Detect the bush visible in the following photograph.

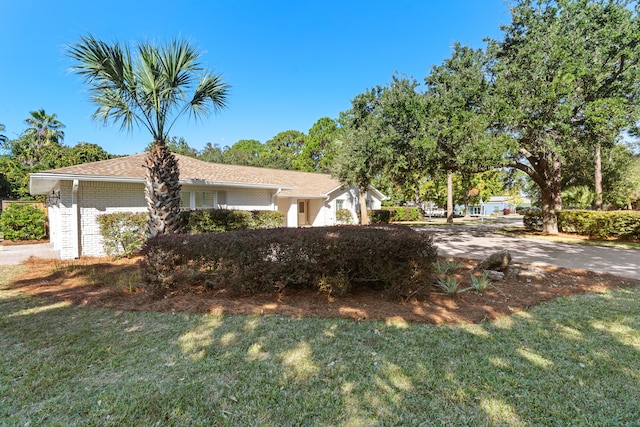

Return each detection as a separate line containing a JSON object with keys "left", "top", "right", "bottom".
{"left": 96, "top": 212, "right": 147, "bottom": 257}
{"left": 368, "top": 209, "right": 391, "bottom": 224}
{"left": 558, "top": 210, "right": 640, "bottom": 240}
{"left": 184, "top": 209, "right": 283, "bottom": 233}
{"left": 141, "top": 225, "right": 437, "bottom": 301}
{"left": 0, "top": 203, "right": 47, "bottom": 241}
{"left": 385, "top": 206, "right": 423, "bottom": 222}
{"left": 524, "top": 209, "right": 640, "bottom": 239}
{"left": 503, "top": 208, "right": 512, "bottom": 215}
{"left": 523, "top": 209, "right": 543, "bottom": 231}
{"left": 251, "top": 210, "right": 284, "bottom": 229}
{"left": 336, "top": 209, "right": 353, "bottom": 224}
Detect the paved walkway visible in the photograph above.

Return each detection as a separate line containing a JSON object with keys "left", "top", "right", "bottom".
{"left": 418, "top": 224, "right": 640, "bottom": 280}
{"left": 0, "top": 242, "right": 57, "bottom": 265}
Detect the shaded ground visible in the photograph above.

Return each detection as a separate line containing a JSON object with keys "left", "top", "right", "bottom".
{"left": 10, "top": 256, "right": 640, "bottom": 324}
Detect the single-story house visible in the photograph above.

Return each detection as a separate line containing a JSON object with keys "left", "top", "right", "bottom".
{"left": 30, "top": 153, "right": 386, "bottom": 260}
{"left": 465, "top": 196, "right": 530, "bottom": 216}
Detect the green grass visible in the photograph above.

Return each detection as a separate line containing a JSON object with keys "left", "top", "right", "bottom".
{"left": 2, "top": 267, "right": 640, "bottom": 425}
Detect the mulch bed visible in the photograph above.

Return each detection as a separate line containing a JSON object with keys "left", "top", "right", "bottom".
{"left": 9, "top": 256, "right": 639, "bottom": 324}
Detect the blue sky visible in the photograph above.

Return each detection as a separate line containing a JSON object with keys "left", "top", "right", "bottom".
{"left": 0, "top": 0, "right": 510, "bottom": 156}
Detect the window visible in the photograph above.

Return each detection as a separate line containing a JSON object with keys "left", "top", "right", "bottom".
{"left": 336, "top": 200, "right": 344, "bottom": 210}
{"left": 195, "top": 191, "right": 215, "bottom": 208}
{"left": 181, "top": 190, "right": 226, "bottom": 209}
{"left": 180, "top": 191, "right": 191, "bottom": 208}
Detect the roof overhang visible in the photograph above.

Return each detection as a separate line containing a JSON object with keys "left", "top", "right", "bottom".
{"left": 29, "top": 173, "right": 296, "bottom": 195}
{"left": 278, "top": 193, "right": 328, "bottom": 199}
{"left": 325, "top": 184, "right": 388, "bottom": 201}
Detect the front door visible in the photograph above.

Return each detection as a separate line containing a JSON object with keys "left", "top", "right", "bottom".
{"left": 298, "top": 200, "right": 308, "bottom": 226}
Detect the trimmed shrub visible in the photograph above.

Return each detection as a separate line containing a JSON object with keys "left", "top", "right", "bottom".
{"left": 503, "top": 208, "right": 512, "bottom": 215}
{"left": 96, "top": 212, "right": 147, "bottom": 257}
{"left": 141, "top": 225, "right": 437, "bottom": 301}
{"left": 184, "top": 209, "right": 283, "bottom": 233}
{"left": 523, "top": 209, "right": 543, "bottom": 231}
{"left": 368, "top": 209, "right": 392, "bottom": 224}
{"left": 558, "top": 210, "right": 640, "bottom": 240}
{"left": 385, "top": 206, "right": 423, "bottom": 222}
{"left": 336, "top": 209, "right": 353, "bottom": 224}
{"left": 524, "top": 209, "right": 640, "bottom": 240}
{"left": 251, "top": 210, "right": 284, "bottom": 229}
{"left": 0, "top": 203, "right": 47, "bottom": 241}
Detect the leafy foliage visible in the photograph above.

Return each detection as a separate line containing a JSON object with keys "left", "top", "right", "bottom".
{"left": 558, "top": 210, "right": 640, "bottom": 240}
{"left": 488, "top": 0, "right": 640, "bottom": 232}
{"left": 368, "top": 209, "right": 391, "bottom": 224}
{"left": 141, "top": 225, "right": 437, "bottom": 300}
{"left": 0, "top": 203, "right": 47, "bottom": 241}
{"left": 184, "top": 209, "right": 283, "bottom": 233}
{"left": 96, "top": 212, "right": 147, "bottom": 257}
{"left": 335, "top": 209, "right": 353, "bottom": 224}
{"left": 67, "top": 35, "right": 230, "bottom": 238}
{"left": 384, "top": 206, "right": 423, "bottom": 222}
{"left": 434, "top": 276, "right": 464, "bottom": 296}
{"left": 470, "top": 273, "right": 491, "bottom": 293}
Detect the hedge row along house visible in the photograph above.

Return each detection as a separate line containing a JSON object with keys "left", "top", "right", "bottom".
{"left": 29, "top": 154, "right": 386, "bottom": 260}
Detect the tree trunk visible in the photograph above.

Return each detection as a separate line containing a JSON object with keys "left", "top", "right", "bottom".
{"left": 541, "top": 152, "right": 562, "bottom": 234}
{"left": 359, "top": 188, "right": 369, "bottom": 225}
{"left": 446, "top": 170, "right": 454, "bottom": 224}
{"left": 144, "top": 143, "right": 184, "bottom": 237}
{"left": 594, "top": 143, "right": 603, "bottom": 210}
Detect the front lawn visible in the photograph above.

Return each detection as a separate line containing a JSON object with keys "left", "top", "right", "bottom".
{"left": 1, "top": 265, "right": 639, "bottom": 425}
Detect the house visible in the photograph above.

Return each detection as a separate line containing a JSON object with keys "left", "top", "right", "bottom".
{"left": 465, "top": 196, "right": 530, "bottom": 216}
{"left": 29, "top": 153, "right": 386, "bottom": 260}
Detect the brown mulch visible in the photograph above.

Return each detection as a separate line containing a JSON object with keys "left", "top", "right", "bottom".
{"left": 9, "top": 256, "right": 640, "bottom": 325}
{"left": 1, "top": 239, "right": 50, "bottom": 246}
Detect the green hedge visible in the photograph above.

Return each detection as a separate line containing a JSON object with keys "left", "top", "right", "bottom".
{"left": 336, "top": 209, "right": 353, "bottom": 224}
{"left": 558, "top": 210, "right": 640, "bottom": 239}
{"left": 184, "top": 209, "right": 284, "bottom": 233}
{"left": 524, "top": 209, "right": 640, "bottom": 239}
{"left": 368, "top": 209, "right": 392, "bottom": 224}
{"left": 384, "top": 206, "right": 423, "bottom": 222}
{"left": 523, "top": 210, "right": 543, "bottom": 231}
{"left": 97, "top": 212, "right": 147, "bottom": 257}
{"left": 0, "top": 203, "right": 47, "bottom": 241}
{"left": 141, "top": 225, "right": 437, "bottom": 301}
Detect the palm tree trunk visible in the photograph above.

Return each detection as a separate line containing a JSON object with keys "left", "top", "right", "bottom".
{"left": 144, "top": 143, "right": 183, "bottom": 237}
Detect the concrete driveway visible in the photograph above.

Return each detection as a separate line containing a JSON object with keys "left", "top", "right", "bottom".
{"left": 418, "top": 224, "right": 640, "bottom": 280}
{"left": 0, "top": 242, "right": 57, "bottom": 265}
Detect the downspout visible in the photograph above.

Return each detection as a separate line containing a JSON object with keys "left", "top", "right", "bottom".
{"left": 71, "top": 179, "right": 80, "bottom": 259}
{"left": 324, "top": 194, "right": 331, "bottom": 226}
{"left": 272, "top": 188, "right": 282, "bottom": 210}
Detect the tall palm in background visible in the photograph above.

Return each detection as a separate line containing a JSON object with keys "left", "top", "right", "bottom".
{"left": 67, "top": 35, "right": 229, "bottom": 237}
{"left": 0, "top": 123, "right": 7, "bottom": 144}
{"left": 23, "top": 109, "right": 66, "bottom": 166}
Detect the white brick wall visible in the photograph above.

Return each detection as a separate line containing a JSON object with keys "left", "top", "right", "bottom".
{"left": 78, "top": 181, "right": 146, "bottom": 257}
{"left": 50, "top": 179, "right": 382, "bottom": 260}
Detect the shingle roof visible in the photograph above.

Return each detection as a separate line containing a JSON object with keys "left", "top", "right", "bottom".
{"left": 36, "top": 153, "right": 344, "bottom": 197}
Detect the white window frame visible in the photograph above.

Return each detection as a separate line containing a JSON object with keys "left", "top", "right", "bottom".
{"left": 180, "top": 190, "right": 227, "bottom": 210}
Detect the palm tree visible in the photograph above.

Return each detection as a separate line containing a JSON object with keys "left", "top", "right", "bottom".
{"left": 0, "top": 123, "right": 7, "bottom": 144}
{"left": 67, "top": 35, "right": 229, "bottom": 237}
{"left": 22, "top": 109, "right": 66, "bottom": 166}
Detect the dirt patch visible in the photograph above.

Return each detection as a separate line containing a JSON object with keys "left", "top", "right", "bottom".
{"left": 10, "top": 256, "right": 640, "bottom": 324}
{"left": 1, "top": 239, "right": 50, "bottom": 246}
